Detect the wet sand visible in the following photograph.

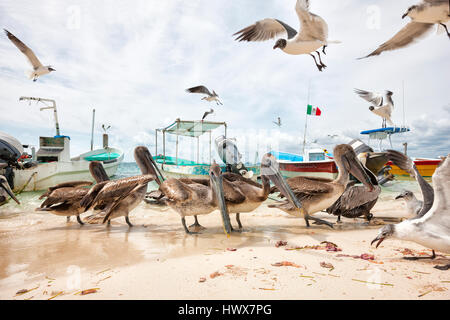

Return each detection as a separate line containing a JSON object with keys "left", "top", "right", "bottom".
{"left": 0, "top": 195, "right": 449, "bottom": 300}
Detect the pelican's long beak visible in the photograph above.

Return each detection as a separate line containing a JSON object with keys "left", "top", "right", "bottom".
{"left": 267, "top": 166, "right": 303, "bottom": 210}
{"left": 210, "top": 172, "right": 232, "bottom": 236}
{"left": 345, "top": 154, "right": 375, "bottom": 192}
{"left": 134, "top": 146, "right": 164, "bottom": 185}
{"left": 0, "top": 180, "right": 20, "bottom": 204}
{"left": 89, "top": 161, "right": 110, "bottom": 183}
{"left": 371, "top": 234, "right": 385, "bottom": 248}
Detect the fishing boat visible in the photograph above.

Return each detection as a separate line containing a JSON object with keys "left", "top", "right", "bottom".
{"left": 0, "top": 97, "right": 123, "bottom": 191}
{"left": 8, "top": 135, "right": 123, "bottom": 192}
{"left": 360, "top": 127, "right": 441, "bottom": 178}
{"left": 270, "top": 149, "right": 338, "bottom": 179}
{"left": 154, "top": 119, "right": 259, "bottom": 179}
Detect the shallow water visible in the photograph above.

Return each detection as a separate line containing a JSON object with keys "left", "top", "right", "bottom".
{"left": 0, "top": 162, "right": 425, "bottom": 217}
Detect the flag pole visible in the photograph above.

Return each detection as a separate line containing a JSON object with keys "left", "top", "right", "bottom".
{"left": 302, "top": 80, "right": 311, "bottom": 156}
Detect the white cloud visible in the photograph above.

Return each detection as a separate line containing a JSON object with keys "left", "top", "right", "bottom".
{"left": 0, "top": 0, "right": 448, "bottom": 162}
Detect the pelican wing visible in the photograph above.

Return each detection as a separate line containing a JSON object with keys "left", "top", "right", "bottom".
{"left": 327, "top": 185, "right": 380, "bottom": 213}
{"left": 102, "top": 183, "right": 147, "bottom": 223}
{"left": 186, "top": 86, "right": 212, "bottom": 96}
{"left": 4, "top": 29, "right": 43, "bottom": 68}
{"left": 223, "top": 172, "right": 263, "bottom": 188}
{"left": 81, "top": 176, "right": 153, "bottom": 210}
{"left": 360, "top": 22, "right": 435, "bottom": 58}
{"left": 285, "top": 176, "right": 334, "bottom": 202}
{"left": 354, "top": 88, "right": 384, "bottom": 107}
{"left": 40, "top": 188, "right": 88, "bottom": 208}
{"left": 422, "top": 155, "right": 450, "bottom": 227}
{"left": 386, "top": 150, "right": 434, "bottom": 217}
{"left": 233, "top": 18, "right": 297, "bottom": 42}
{"left": 39, "top": 181, "right": 93, "bottom": 199}
{"left": 295, "top": 0, "right": 328, "bottom": 41}
{"left": 160, "top": 179, "right": 194, "bottom": 202}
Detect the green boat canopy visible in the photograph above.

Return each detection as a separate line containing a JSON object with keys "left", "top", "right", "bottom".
{"left": 84, "top": 152, "right": 121, "bottom": 161}
{"left": 159, "top": 120, "right": 226, "bottom": 137}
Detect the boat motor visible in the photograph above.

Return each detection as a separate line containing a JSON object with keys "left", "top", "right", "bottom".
{"left": 215, "top": 135, "right": 253, "bottom": 179}
{"left": 0, "top": 131, "right": 23, "bottom": 167}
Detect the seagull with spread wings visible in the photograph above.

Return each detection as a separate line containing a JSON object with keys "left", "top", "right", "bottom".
{"left": 186, "top": 86, "right": 223, "bottom": 105}
{"left": 233, "top": 0, "right": 340, "bottom": 72}
{"left": 360, "top": 0, "right": 450, "bottom": 58}
{"left": 202, "top": 108, "right": 214, "bottom": 120}
{"left": 4, "top": 29, "right": 55, "bottom": 81}
{"left": 354, "top": 88, "right": 395, "bottom": 128}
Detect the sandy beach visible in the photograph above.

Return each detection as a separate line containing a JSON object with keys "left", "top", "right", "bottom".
{"left": 0, "top": 191, "right": 449, "bottom": 301}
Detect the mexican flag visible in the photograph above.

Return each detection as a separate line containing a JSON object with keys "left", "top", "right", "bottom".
{"left": 307, "top": 104, "right": 321, "bottom": 116}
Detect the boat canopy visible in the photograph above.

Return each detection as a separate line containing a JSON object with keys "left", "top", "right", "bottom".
{"left": 155, "top": 119, "right": 228, "bottom": 165}
{"left": 159, "top": 119, "right": 227, "bottom": 137}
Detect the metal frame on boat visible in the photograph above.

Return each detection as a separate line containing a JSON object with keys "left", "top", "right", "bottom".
{"left": 154, "top": 119, "right": 259, "bottom": 178}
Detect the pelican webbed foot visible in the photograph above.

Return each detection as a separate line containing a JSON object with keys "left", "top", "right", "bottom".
{"left": 76, "top": 215, "right": 84, "bottom": 225}
{"left": 189, "top": 215, "right": 206, "bottom": 230}
{"left": 308, "top": 215, "right": 334, "bottom": 229}
{"left": 336, "top": 216, "right": 343, "bottom": 224}
{"left": 403, "top": 250, "right": 436, "bottom": 261}
{"left": 182, "top": 217, "right": 200, "bottom": 235}
{"left": 66, "top": 216, "right": 71, "bottom": 222}
{"left": 434, "top": 264, "right": 450, "bottom": 271}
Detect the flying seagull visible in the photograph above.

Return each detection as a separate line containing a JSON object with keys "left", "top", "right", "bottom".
{"left": 4, "top": 29, "right": 55, "bottom": 81}
{"left": 186, "top": 86, "right": 223, "bottom": 105}
{"left": 273, "top": 117, "right": 282, "bottom": 127}
{"left": 371, "top": 153, "right": 450, "bottom": 270}
{"left": 360, "top": 0, "right": 450, "bottom": 58}
{"left": 233, "top": 0, "right": 341, "bottom": 72}
{"left": 354, "top": 88, "right": 395, "bottom": 128}
{"left": 202, "top": 108, "right": 214, "bottom": 120}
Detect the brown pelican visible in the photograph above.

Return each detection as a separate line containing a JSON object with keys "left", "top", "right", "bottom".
{"left": 146, "top": 153, "right": 311, "bottom": 231}
{"left": 326, "top": 168, "right": 380, "bottom": 223}
{"left": 219, "top": 153, "right": 323, "bottom": 230}
{"left": 149, "top": 161, "right": 229, "bottom": 234}
{"left": 371, "top": 154, "right": 450, "bottom": 271}
{"left": 269, "top": 144, "right": 375, "bottom": 227}
{"left": 36, "top": 161, "right": 109, "bottom": 225}
{"left": 0, "top": 174, "right": 20, "bottom": 205}
{"left": 80, "top": 146, "right": 158, "bottom": 227}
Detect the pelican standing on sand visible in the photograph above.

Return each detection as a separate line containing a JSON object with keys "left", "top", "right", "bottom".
{"left": 4, "top": 29, "right": 56, "bottom": 81}
{"left": 269, "top": 144, "right": 375, "bottom": 228}
{"left": 80, "top": 146, "right": 157, "bottom": 227}
{"left": 37, "top": 161, "right": 110, "bottom": 224}
{"left": 233, "top": 0, "right": 340, "bottom": 72}
{"left": 371, "top": 154, "right": 450, "bottom": 270}
{"left": 155, "top": 162, "right": 231, "bottom": 235}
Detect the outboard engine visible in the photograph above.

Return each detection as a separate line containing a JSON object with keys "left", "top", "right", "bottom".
{"left": 0, "top": 131, "right": 23, "bottom": 167}
{"left": 215, "top": 135, "right": 253, "bottom": 179}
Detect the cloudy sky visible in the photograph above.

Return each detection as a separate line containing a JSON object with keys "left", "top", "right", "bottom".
{"left": 0, "top": 0, "right": 449, "bottom": 163}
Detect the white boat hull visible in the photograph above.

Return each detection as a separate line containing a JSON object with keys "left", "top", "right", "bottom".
{"left": 11, "top": 148, "right": 124, "bottom": 192}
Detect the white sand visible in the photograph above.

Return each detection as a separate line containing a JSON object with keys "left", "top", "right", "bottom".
{"left": 0, "top": 197, "right": 449, "bottom": 300}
